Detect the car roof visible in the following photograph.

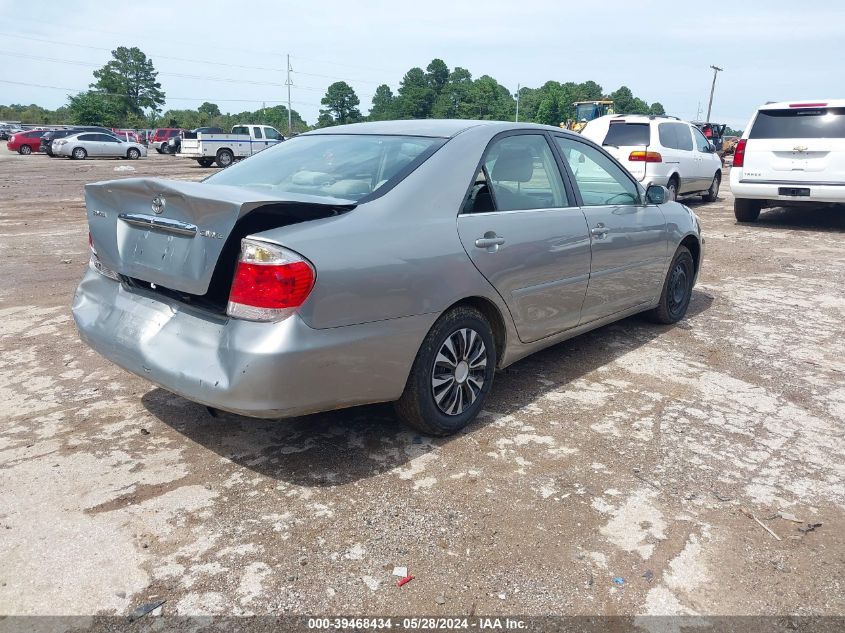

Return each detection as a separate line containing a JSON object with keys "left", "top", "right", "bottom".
{"left": 758, "top": 99, "right": 845, "bottom": 110}
{"left": 304, "top": 119, "right": 571, "bottom": 139}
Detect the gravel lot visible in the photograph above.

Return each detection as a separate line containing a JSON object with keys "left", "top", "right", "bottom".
{"left": 0, "top": 148, "right": 843, "bottom": 623}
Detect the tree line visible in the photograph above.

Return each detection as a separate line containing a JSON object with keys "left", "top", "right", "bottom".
{"left": 3, "top": 48, "right": 672, "bottom": 132}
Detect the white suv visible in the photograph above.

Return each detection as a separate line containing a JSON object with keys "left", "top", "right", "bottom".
{"left": 730, "top": 100, "right": 845, "bottom": 222}
{"left": 582, "top": 114, "right": 723, "bottom": 202}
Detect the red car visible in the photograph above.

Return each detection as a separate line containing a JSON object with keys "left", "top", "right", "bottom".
{"left": 149, "top": 128, "right": 183, "bottom": 153}
{"left": 7, "top": 130, "right": 46, "bottom": 155}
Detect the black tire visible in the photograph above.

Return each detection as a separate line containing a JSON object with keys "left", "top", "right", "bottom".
{"left": 127, "top": 148, "right": 140, "bottom": 160}
{"left": 216, "top": 148, "right": 234, "bottom": 168}
{"left": 734, "top": 198, "right": 762, "bottom": 222}
{"left": 666, "top": 176, "right": 679, "bottom": 201}
{"left": 702, "top": 172, "right": 721, "bottom": 202}
{"left": 19, "top": 145, "right": 32, "bottom": 155}
{"left": 71, "top": 147, "right": 87, "bottom": 160}
{"left": 155, "top": 147, "right": 163, "bottom": 154}
{"left": 197, "top": 158, "right": 214, "bottom": 167}
{"left": 647, "top": 245, "right": 695, "bottom": 325}
{"left": 394, "top": 306, "right": 496, "bottom": 436}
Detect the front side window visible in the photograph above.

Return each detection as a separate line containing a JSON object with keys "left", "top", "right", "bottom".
{"left": 264, "top": 127, "right": 280, "bottom": 140}
{"left": 555, "top": 137, "right": 640, "bottom": 206}
{"left": 206, "top": 134, "right": 443, "bottom": 202}
{"left": 475, "top": 134, "right": 567, "bottom": 212}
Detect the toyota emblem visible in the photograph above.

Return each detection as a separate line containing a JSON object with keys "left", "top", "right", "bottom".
{"left": 151, "top": 194, "right": 166, "bottom": 214}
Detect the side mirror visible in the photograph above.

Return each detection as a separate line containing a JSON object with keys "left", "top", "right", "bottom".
{"left": 646, "top": 184, "right": 669, "bottom": 205}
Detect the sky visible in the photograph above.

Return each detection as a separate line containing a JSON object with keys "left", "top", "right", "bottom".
{"left": 1, "top": 0, "right": 844, "bottom": 129}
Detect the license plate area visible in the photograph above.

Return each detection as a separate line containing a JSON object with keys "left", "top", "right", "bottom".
{"left": 778, "top": 187, "right": 810, "bottom": 197}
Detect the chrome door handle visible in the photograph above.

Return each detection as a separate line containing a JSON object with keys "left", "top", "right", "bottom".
{"left": 590, "top": 224, "right": 609, "bottom": 238}
{"left": 475, "top": 232, "right": 505, "bottom": 252}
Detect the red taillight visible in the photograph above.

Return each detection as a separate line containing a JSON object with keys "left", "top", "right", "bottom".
{"left": 733, "top": 139, "right": 747, "bottom": 168}
{"left": 628, "top": 150, "right": 662, "bottom": 163}
{"left": 227, "top": 239, "right": 315, "bottom": 321}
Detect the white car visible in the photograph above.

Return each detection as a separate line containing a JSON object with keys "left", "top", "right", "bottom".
{"left": 582, "top": 115, "right": 723, "bottom": 202}
{"left": 730, "top": 100, "right": 845, "bottom": 222}
{"left": 53, "top": 132, "right": 147, "bottom": 160}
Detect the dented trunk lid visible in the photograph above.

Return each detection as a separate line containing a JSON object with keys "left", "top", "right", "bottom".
{"left": 85, "top": 178, "right": 355, "bottom": 295}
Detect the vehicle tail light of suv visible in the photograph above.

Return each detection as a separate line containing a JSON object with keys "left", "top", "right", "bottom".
{"left": 227, "top": 239, "right": 315, "bottom": 322}
{"left": 733, "top": 139, "right": 747, "bottom": 168}
{"left": 88, "top": 233, "right": 120, "bottom": 281}
{"left": 628, "top": 150, "right": 663, "bottom": 163}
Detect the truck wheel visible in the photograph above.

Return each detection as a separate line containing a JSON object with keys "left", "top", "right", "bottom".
{"left": 19, "top": 145, "right": 32, "bottom": 155}
{"left": 155, "top": 147, "right": 162, "bottom": 154}
{"left": 216, "top": 149, "right": 234, "bottom": 168}
{"left": 197, "top": 158, "right": 214, "bottom": 168}
{"left": 734, "top": 198, "right": 762, "bottom": 222}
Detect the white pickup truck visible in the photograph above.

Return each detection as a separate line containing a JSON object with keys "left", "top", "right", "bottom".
{"left": 179, "top": 124, "right": 285, "bottom": 167}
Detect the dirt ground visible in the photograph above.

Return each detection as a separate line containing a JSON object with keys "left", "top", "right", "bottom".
{"left": 0, "top": 147, "right": 843, "bottom": 625}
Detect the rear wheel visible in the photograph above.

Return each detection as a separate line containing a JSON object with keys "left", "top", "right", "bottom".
{"left": 19, "top": 145, "right": 32, "bottom": 155}
{"left": 702, "top": 172, "right": 721, "bottom": 202}
{"left": 216, "top": 148, "right": 234, "bottom": 168}
{"left": 666, "top": 176, "right": 679, "bottom": 201}
{"left": 394, "top": 306, "right": 496, "bottom": 436}
{"left": 197, "top": 157, "right": 214, "bottom": 167}
{"left": 127, "top": 148, "right": 140, "bottom": 160}
{"left": 647, "top": 245, "right": 695, "bottom": 324}
{"left": 72, "top": 147, "right": 87, "bottom": 160}
{"left": 734, "top": 198, "right": 762, "bottom": 222}
{"left": 155, "top": 147, "right": 162, "bottom": 154}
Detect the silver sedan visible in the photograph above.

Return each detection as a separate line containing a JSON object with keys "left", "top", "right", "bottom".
{"left": 73, "top": 120, "right": 703, "bottom": 435}
{"left": 53, "top": 132, "right": 147, "bottom": 160}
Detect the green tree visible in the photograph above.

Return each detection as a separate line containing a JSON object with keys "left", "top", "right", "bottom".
{"left": 610, "top": 86, "right": 650, "bottom": 115}
{"left": 649, "top": 102, "right": 666, "bottom": 115}
{"left": 319, "top": 81, "right": 361, "bottom": 126}
{"left": 91, "top": 46, "right": 165, "bottom": 119}
{"left": 432, "top": 67, "right": 473, "bottom": 118}
{"left": 198, "top": 101, "right": 221, "bottom": 117}
{"left": 67, "top": 91, "right": 122, "bottom": 126}
{"left": 396, "top": 67, "right": 435, "bottom": 119}
{"left": 368, "top": 84, "right": 396, "bottom": 121}
{"left": 425, "top": 58, "right": 449, "bottom": 94}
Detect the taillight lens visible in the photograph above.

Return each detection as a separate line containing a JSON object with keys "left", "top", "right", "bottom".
{"left": 88, "top": 232, "right": 119, "bottom": 281}
{"left": 227, "top": 239, "right": 315, "bottom": 322}
{"left": 733, "top": 139, "right": 747, "bottom": 168}
{"left": 628, "top": 151, "right": 663, "bottom": 163}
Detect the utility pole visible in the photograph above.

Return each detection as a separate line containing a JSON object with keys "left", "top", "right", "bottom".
{"left": 706, "top": 65, "right": 723, "bottom": 123}
{"left": 285, "top": 53, "right": 293, "bottom": 135}
{"left": 515, "top": 83, "right": 520, "bottom": 122}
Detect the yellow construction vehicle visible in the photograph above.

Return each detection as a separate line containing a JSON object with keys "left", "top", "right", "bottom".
{"left": 562, "top": 100, "right": 615, "bottom": 132}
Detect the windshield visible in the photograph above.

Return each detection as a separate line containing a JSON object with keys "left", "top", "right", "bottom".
{"left": 603, "top": 122, "right": 650, "bottom": 146}
{"left": 576, "top": 104, "right": 599, "bottom": 122}
{"left": 205, "top": 134, "right": 444, "bottom": 201}
{"left": 750, "top": 107, "right": 845, "bottom": 139}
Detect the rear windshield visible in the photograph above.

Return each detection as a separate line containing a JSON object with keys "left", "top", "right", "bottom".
{"left": 750, "top": 108, "right": 845, "bottom": 139}
{"left": 205, "top": 134, "right": 444, "bottom": 202}
{"left": 603, "top": 122, "right": 649, "bottom": 146}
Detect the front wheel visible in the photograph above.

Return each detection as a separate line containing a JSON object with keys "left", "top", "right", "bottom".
{"left": 734, "top": 198, "right": 762, "bottom": 222}
{"left": 647, "top": 246, "right": 695, "bottom": 324}
{"left": 702, "top": 172, "right": 721, "bottom": 202}
{"left": 71, "top": 147, "right": 87, "bottom": 160}
{"left": 394, "top": 306, "right": 496, "bottom": 436}
{"left": 127, "top": 148, "right": 140, "bottom": 160}
{"left": 19, "top": 145, "right": 32, "bottom": 155}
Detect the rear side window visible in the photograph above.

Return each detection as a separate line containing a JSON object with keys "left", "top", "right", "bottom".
{"left": 603, "top": 122, "right": 650, "bottom": 146}
{"left": 253, "top": 126, "right": 263, "bottom": 139}
{"left": 232, "top": 126, "right": 248, "bottom": 135}
{"left": 658, "top": 123, "right": 694, "bottom": 150}
{"left": 749, "top": 108, "right": 845, "bottom": 139}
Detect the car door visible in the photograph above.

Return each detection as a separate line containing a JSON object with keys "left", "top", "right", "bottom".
{"left": 691, "top": 125, "right": 718, "bottom": 189}
{"left": 99, "top": 134, "right": 122, "bottom": 157}
{"left": 553, "top": 136, "right": 668, "bottom": 323}
{"left": 456, "top": 133, "right": 592, "bottom": 343}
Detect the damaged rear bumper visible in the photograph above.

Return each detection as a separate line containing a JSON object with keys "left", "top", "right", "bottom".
{"left": 72, "top": 269, "right": 434, "bottom": 419}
